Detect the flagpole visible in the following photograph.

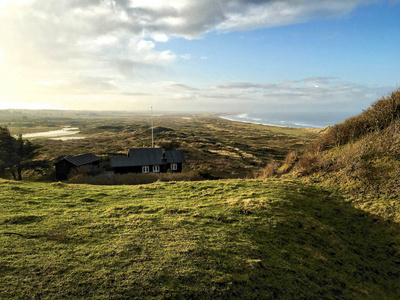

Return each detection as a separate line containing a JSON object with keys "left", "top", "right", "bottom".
{"left": 151, "top": 106, "right": 154, "bottom": 148}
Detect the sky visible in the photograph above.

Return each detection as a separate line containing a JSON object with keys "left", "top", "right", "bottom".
{"left": 0, "top": 0, "right": 399, "bottom": 116}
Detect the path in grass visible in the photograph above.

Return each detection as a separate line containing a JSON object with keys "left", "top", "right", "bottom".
{"left": 0, "top": 179, "right": 399, "bottom": 299}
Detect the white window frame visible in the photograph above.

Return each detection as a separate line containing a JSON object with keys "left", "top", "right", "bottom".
{"left": 171, "top": 163, "right": 178, "bottom": 171}
{"left": 142, "top": 166, "right": 150, "bottom": 173}
{"left": 153, "top": 165, "right": 160, "bottom": 173}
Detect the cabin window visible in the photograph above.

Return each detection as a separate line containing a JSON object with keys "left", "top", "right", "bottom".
{"left": 171, "top": 163, "right": 177, "bottom": 171}
{"left": 153, "top": 165, "right": 160, "bottom": 173}
{"left": 142, "top": 166, "right": 150, "bottom": 173}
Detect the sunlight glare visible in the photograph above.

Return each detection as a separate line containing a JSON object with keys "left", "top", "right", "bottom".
{"left": 0, "top": 0, "right": 30, "bottom": 8}
{"left": 0, "top": 100, "right": 59, "bottom": 110}
{"left": 0, "top": 0, "right": 10, "bottom": 9}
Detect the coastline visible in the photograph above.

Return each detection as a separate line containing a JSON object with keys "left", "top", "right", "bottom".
{"left": 219, "top": 113, "right": 324, "bottom": 129}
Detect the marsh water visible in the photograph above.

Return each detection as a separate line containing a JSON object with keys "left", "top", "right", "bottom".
{"left": 22, "top": 127, "right": 86, "bottom": 140}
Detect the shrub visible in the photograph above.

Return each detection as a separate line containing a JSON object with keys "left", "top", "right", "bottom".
{"left": 294, "top": 152, "right": 321, "bottom": 176}
{"left": 278, "top": 151, "right": 299, "bottom": 174}
{"left": 257, "top": 160, "right": 280, "bottom": 178}
{"left": 255, "top": 152, "right": 299, "bottom": 179}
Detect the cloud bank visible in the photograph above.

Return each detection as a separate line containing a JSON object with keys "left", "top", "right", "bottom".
{"left": 141, "top": 77, "right": 391, "bottom": 114}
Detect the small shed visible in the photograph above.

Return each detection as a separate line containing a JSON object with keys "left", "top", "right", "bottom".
{"left": 54, "top": 153, "right": 100, "bottom": 180}
{"left": 111, "top": 148, "right": 185, "bottom": 174}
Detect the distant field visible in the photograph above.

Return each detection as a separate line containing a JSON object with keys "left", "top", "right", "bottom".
{"left": 1, "top": 111, "right": 319, "bottom": 179}
{"left": 1, "top": 178, "right": 399, "bottom": 299}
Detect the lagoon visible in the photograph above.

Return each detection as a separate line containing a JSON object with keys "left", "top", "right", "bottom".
{"left": 22, "top": 127, "right": 86, "bottom": 140}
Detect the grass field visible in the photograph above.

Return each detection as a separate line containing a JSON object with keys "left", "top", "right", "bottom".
{"left": 1, "top": 178, "right": 399, "bottom": 299}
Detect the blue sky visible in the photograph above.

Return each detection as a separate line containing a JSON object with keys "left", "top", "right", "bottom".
{"left": 159, "top": 3, "right": 399, "bottom": 85}
{"left": 0, "top": 0, "right": 399, "bottom": 117}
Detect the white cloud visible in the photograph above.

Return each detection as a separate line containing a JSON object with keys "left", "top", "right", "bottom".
{"left": 113, "top": 78, "right": 391, "bottom": 114}
{"left": 95, "top": 35, "right": 119, "bottom": 46}
{"left": 180, "top": 54, "right": 196, "bottom": 60}
{"left": 34, "top": 80, "right": 69, "bottom": 87}
{"left": 137, "top": 40, "right": 156, "bottom": 52}
{"left": 216, "top": 0, "right": 377, "bottom": 31}
{"left": 116, "top": 0, "right": 380, "bottom": 37}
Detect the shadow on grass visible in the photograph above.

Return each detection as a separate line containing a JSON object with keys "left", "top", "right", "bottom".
{"left": 101, "top": 183, "right": 400, "bottom": 299}
{"left": 219, "top": 183, "right": 400, "bottom": 299}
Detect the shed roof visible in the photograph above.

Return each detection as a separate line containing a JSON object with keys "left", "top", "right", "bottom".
{"left": 56, "top": 153, "right": 100, "bottom": 167}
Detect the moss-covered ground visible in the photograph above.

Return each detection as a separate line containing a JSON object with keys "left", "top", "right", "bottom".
{"left": 1, "top": 178, "right": 399, "bottom": 299}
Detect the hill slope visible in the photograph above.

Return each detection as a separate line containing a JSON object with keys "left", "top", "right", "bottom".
{"left": 1, "top": 178, "right": 399, "bottom": 299}
{"left": 267, "top": 89, "right": 400, "bottom": 222}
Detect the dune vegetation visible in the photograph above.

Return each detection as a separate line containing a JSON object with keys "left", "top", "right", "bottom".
{"left": 263, "top": 89, "right": 400, "bottom": 222}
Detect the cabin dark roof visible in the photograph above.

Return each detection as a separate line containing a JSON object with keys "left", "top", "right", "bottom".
{"left": 55, "top": 153, "right": 100, "bottom": 167}
{"left": 165, "top": 150, "right": 186, "bottom": 163}
{"left": 112, "top": 148, "right": 163, "bottom": 168}
{"left": 111, "top": 148, "right": 185, "bottom": 168}
{"left": 128, "top": 148, "right": 163, "bottom": 161}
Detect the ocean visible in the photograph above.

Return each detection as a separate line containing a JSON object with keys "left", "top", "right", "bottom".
{"left": 220, "top": 111, "right": 354, "bottom": 129}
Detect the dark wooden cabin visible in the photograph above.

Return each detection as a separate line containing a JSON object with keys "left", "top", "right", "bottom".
{"left": 110, "top": 148, "right": 185, "bottom": 174}
{"left": 54, "top": 153, "right": 100, "bottom": 180}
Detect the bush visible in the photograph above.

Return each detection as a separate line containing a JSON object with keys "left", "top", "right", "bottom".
{"left": 294, "top": 152, "right": 321, "bottom": 176}
{"left": 278, "top": 151, "right": 299, "bottom": 173}
{"left": 257, "top": 160, "right": 280, "bottom": 178}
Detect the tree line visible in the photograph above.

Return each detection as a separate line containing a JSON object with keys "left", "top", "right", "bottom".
{"left": 0, "top": 126, "right": 48, "bottom": 180}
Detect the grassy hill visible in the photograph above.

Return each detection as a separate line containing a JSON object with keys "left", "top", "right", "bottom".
{"left": 1, "top": 178, "right": 399, "bottom": 299}
{"left": 263, "top": 89, "right": 400, "bottom": 222}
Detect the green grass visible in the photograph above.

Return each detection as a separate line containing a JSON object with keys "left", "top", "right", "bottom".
{"left": 1, "top": 178, "right": 399, "bottom": 299}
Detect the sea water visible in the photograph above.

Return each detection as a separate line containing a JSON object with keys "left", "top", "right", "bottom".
{"left": 220, "top": 111, "right": 354, "bottom": 129}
